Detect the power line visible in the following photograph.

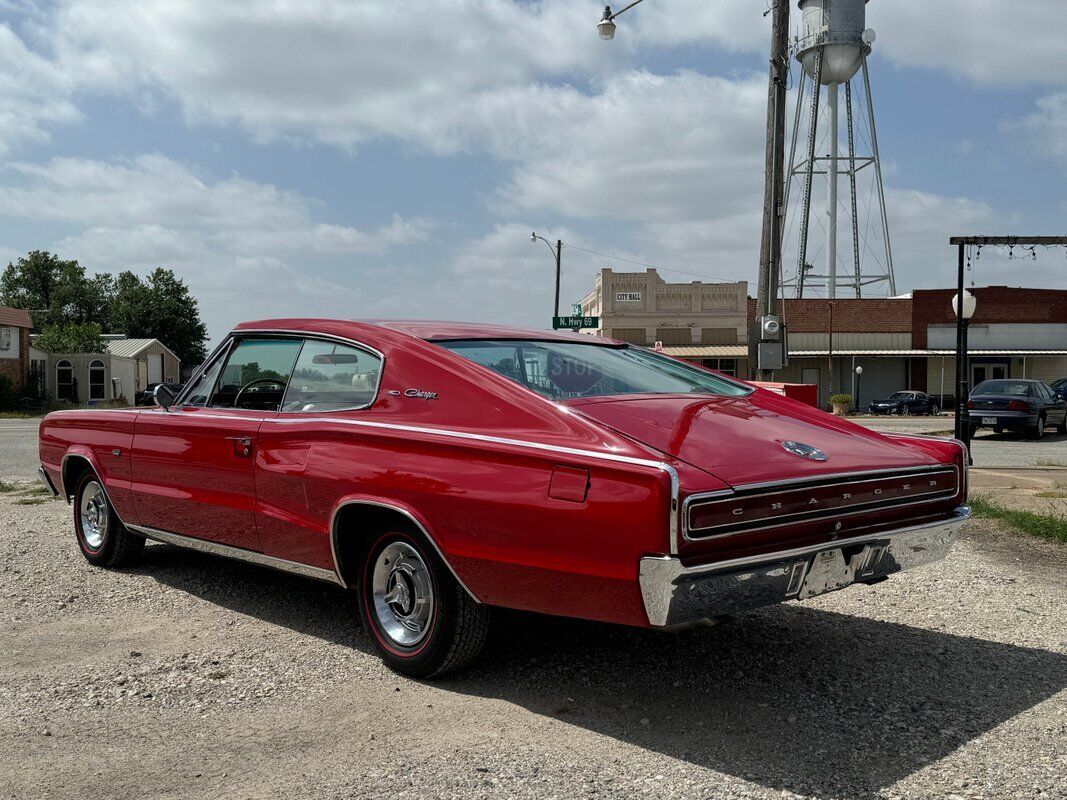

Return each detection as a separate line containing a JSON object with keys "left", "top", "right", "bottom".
{"left": 561, "top": 244, "right": 735, "bottom": 283}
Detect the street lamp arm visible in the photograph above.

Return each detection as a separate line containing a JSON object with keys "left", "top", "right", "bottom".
{"left": 606, "top": 0, "right": 646, "bottom": 21}
{"left": 531, "top": 233, "right": 557, "bottom": 259}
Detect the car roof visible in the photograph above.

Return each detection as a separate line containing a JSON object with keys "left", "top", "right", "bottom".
{"left": 234, "top": 318, "right": 623, "bottom": 346}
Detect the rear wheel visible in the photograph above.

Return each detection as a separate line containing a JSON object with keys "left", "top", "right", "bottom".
{"left": 73, "top": 471, "right": 144, "bottom": 567}
{"left": 929, "top": 404, "right": 940, "bottom": 417}
{"left": 358, "top": 528, "right": 488, "bottom": 678}
{"left": 1029, "top": 414, "right": 1047, "bottom": 439}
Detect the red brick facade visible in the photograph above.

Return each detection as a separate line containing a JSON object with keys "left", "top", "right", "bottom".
{"left": 0, "top": 326, "right": 30, "bottom": 390}
{"left": 911, "top": 287, "right": 1067, "bottom": 348}
{"left": 747, "top": 297, "right": 912, "bottom": 333}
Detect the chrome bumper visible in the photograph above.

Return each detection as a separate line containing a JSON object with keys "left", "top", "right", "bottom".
{"left": 639, "top": 506, "right": 970, "bottom": 627}
{"left": 37, "top": 466, "right": 59, "bottom": 497}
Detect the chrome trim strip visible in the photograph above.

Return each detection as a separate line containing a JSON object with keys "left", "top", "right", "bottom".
{"left": 640, "top": 506, "right": 970, "bottom": 627}
{"left": 328, "top": 499, "right": 480, "bottom": 601}
{"left": 128, "top": 523, "right": 342, "bottom": 585}
{"left": 37, "top": 466, "right": 59, "bottom": 497}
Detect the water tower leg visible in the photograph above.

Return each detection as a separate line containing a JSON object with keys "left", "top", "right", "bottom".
{"left": 796, "top": 50, "right": 823, "bottom": 299}
{"left": 862, "top": 53, "right": 897, "bottom": 295}
{"left": 781, "top": 69, "right": 806, "bottom": 247}
{"left": 845, "top": 80, "right": 862, "bottom": 298}
{"left": 826, "top": 81, "right": 839, "bottom": 300}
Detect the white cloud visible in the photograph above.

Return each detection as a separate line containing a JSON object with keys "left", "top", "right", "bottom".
{"left": 0, "top": 154, "right": 433, "bottom": 337}
{"left": 1006, "top": 92, "right": 1067, "bottom": 170}
{"left": 0, "top": 23, "right": 80, "bottom": 155}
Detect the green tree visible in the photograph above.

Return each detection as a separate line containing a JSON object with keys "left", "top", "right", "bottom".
{"left": 109, "top": 268, "right": 208, "bottom": 364}
{"left": 34, "top": 322, "right": 107, "bottom": 354}
{"left": 0, "top": 251, "right": 110, "bottom": 329}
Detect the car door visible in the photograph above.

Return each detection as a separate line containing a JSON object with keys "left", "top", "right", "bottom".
{"left": 130, "top": 335, "right": 303, "bottom": 551}
{"left": 1039, "top": 382, "right": 1066, "bottom": 425}
{"left": 254, "top": 336, "right": 385, "bottom": 570}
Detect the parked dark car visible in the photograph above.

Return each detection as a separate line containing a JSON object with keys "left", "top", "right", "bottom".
{"left": 868, "top": 391, "right": 940, "bottom": 416}
{"left": 136, "top": 382, "right": 184, "bottom": 407}
{"left": 1050, "top": 378, "right": 1067, "bottom": 401}
{"left": 967, "top": 379, "right": 1067, "bottom": 439}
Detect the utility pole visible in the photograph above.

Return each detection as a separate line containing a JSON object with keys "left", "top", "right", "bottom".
{"left": 554, "top": 239, "right": 562, "bottom": 319}
{"left": 755, "top": 0, "right": 790, "bottom": 379}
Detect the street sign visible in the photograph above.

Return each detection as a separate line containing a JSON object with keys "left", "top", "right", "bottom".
{"left": 552, "top": 316, "right": 599, "bottom": 331}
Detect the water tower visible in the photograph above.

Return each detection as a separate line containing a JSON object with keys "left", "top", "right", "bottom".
{"left": 783, "top": 0, "right": 896, "bottom": 298}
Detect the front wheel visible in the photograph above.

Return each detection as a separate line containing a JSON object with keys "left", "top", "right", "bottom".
{"left": 358, "top": 529, "right": 488, "bottom": 678}
{"left": 73, "top": 471, "right": 144, "bottom": 567}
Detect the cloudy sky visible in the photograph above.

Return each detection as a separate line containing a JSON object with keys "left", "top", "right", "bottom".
{"left": 1, "top": 0, "right": 1065, "bottom": 342}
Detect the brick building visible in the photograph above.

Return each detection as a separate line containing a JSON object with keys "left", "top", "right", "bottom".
{"left": 0, "top": 305, "right": 32, "bottom": 391}
{"left": 579, "top": 270, "right": 1067, "bottom": 408}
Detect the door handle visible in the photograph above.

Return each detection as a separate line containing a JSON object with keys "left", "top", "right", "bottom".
{"left": 225, "top": 435, "right": 253, "bottom": 458}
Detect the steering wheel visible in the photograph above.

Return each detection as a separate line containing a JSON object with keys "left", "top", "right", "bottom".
{"left": 233, "top": 377, "right": 287, "bottom": 408}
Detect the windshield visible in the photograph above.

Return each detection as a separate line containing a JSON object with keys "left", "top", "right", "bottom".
{"left": 973, "top": 380, "right": 1030, "bottom": 396}
{"left": 437, "top": 340, "right": 752, "bottom": 400}
{"left": 889, "top": 392, "right": 910, "bottom": 399}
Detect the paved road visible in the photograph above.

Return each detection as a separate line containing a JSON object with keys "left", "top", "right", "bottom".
{"left": 853, "top": 415, "right": 1067, "bottom": 468}
{"left": 0, "top": 419, "right": 40, "bottom": 482}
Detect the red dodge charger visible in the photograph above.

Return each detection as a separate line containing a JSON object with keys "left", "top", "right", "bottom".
{"left": 39, "top": 319, "right": 969, "bottom": 677}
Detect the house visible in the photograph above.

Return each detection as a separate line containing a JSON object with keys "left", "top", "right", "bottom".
{"left": 37, "top": 337, "right": 182, "bottom": 405}
{"left": 0, "top": 305, "right": 32, "bottom": 391}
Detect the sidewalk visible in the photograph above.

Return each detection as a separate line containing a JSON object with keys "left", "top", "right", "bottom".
{"left": 969, "top": 467, "right": 1067, "bottom": 516}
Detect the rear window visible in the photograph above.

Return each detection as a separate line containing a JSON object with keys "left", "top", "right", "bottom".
{"left": 437, "top": 340, "right": 752, "bottom": 400}
{"left": 972, "top": 380, "right": 1030, "bottom": 396}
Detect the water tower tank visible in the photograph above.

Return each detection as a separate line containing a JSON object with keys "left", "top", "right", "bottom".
{"left": 796, "top": 0, "right": 870, "bottom": 84}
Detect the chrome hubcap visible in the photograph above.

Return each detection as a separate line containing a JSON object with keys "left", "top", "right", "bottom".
{"left": 371, "top": 541, "right": 434, "bottom": 647}
{"left": 80, "top": 481, "right": 108, "bottom": 549}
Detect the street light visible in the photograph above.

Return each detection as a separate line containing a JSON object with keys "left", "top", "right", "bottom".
{"left": 531, "top": 232, "right": 563, "bottom": 318}
{"left": 952, "top": 289, "right": 977, "bottom": 459}
{"left": 854, "top": 365, "right": 863, "bottom": 412}
{"left": 596, "top": 2, "right": 645, "bottom": 40}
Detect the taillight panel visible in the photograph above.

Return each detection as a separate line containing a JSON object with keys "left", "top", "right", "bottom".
{"left": 685, "top": 466, "right": 959, "bottom": 540}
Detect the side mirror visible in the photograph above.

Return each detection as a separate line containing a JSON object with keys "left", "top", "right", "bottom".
{"left": 153, "top": 383, "right": 176, "bottom": 411}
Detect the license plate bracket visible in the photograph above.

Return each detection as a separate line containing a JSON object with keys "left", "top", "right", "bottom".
{"left": 799, "top": 548, "right": 853, "bottom": 599}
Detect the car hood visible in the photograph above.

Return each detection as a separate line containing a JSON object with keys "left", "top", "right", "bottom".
{"left": 565, "top": 391, "right": 939, "bottom": 486}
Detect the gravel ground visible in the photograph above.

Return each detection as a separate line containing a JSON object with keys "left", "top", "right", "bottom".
{"left": 1, "top": 487, "right": 1064, "bottom": 799}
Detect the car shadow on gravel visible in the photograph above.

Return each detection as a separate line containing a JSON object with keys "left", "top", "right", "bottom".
{"left": 139, "top": 543, "right": 1067, "bottom": 798}
{"left": 452, "top": 607, "right": 1067, "bottom": 798}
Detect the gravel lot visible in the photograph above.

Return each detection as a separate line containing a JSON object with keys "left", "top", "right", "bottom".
{"left": 1, "top": 487, "right": 1065, "bottom": 799}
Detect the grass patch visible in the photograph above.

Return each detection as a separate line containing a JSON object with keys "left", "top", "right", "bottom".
{"left": 0, "top": 480, "right": 16, "bottom": 493}
{"left": 970, "top": 495, "right": 1067, "bottom": 543}
{"left": 1034, "top": 491, "right": 1067, "bottom": 499}
{"left": 13, "top": 497, "right": 50, "bottom": 506}
{"left": 1034, "top": 459, "right": 1067, "bottom": 468}
{"left": 14, "top": 485, "right": 50, "bottom": 497}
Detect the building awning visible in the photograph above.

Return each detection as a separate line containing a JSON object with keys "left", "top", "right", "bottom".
{"left": 663, "top": 347, "right": 1067, "bottom": 359}
{"left": 661, "top": 345, "right": 749, "bottom": 358}
{"left": 789, "top": 349, "right": 1067, "bottom": 357}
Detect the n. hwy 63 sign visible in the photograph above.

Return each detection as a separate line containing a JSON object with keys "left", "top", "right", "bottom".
{"left": 552, "top": 316, "right": 599, "bottom": 331}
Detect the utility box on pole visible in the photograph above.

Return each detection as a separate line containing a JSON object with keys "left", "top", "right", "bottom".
{"left": 749, "top": 316, "right": 788, "bottom": 371}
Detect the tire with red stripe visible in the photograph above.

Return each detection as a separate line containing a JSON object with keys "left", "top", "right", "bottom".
{"left": 358, "top": 528, "right": 488, "bottom": 678}
{"left": 73, "top": 471, "right": 144, "bottom": 567}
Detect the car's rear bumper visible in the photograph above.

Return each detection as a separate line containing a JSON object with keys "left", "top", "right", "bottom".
{"left": 638, "top": 507, "right": 969, "bottom": 627}
{"left": 967, "top": 411, "right": 1037, "bottom": 429}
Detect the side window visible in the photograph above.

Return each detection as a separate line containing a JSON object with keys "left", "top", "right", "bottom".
{"left": 210, "top": 338, "right": 302, "bottom": 410}
{"left": 281, "top": 339, "right": 382, "bottom": 412}
{"left": 182, "top": 351, "right": 227, "bottom": 407}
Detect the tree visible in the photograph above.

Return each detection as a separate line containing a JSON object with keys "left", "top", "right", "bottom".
{"left": 34, "top": 323, "right": 107, "bottom": 354}
{"left": 0, "top": 251, "right": 110, "bottom": 329}
{"left": 109, "top": 268, "right": 208, "bottom": 364}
